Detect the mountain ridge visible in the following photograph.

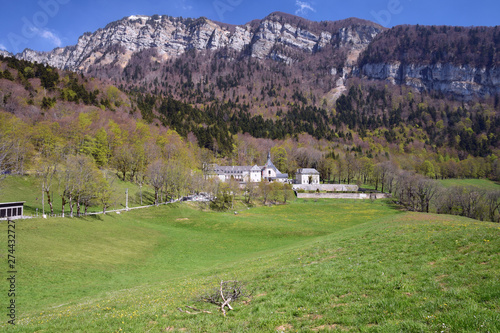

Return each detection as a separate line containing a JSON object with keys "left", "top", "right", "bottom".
{"left": 16, "top": 12, "right": 384, "bottom": 67}
{"left": 12, "top": 12, "right": 500, "bottom": 102}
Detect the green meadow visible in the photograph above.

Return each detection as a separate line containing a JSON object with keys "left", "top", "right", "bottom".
{"left": 0, "top": 174, "right": 154, "bottom": 216}
{"left": 438, "top": 178, "right": 500, "bottom": 190}
{"left": 0, "top": 199, "right": 499, "bottom": 332}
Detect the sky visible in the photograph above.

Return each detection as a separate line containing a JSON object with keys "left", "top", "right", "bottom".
{"left": 0, "top": 0, "right": 499, "bottom": 54}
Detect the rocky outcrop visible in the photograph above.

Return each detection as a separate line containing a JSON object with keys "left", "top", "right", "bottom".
{"left": 0, "top": 50, "right": 13, "bottom": 57}
{"left": 356, "top": 24, "right": 500, "bottom": 99}
{"left": 16, "top": 13, "right": 383, "bottom": 75}
{"left": 360, "top": 62, "right": 500, "bottom": 99}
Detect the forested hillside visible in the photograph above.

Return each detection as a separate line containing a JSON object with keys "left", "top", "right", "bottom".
{"left": 6, "top": 13, "right": 498, "bottom": 174}
{"left": 1, "top": 54, "right": 499, "bottom": 179}
{"left": 1, "top": 50, "right": 500, "bottom": 222}
{"left": 360, "top": 25, "right": 500, "bottom": 67}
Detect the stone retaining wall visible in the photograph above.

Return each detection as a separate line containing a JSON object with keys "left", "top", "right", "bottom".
{"left": 292, "top": 184, "right": 359, "bottom": 192}
{"left": 296, "top": 193, "right": 391, "bottom": 200}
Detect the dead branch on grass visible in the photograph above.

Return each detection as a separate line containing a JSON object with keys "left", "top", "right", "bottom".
{"left": 199, "top": 280, "right": 251, "bottom": 316}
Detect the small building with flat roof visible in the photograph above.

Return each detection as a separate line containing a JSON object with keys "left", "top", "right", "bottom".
{"left": 0, "top": 202, "right": 25, "bottom": 220}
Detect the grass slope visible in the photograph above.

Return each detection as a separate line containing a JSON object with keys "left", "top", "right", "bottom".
{"left": 439, "top": 178, "right": 500, "bottom": 190}
{"left": 1, "top": 200, "right": 499, "bottom": 332}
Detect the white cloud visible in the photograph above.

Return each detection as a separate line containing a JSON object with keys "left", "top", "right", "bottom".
{"left": 0, "top": 43, "right": 6, "bottom": 51}
{"left": 30, "top": 27, "right": 62, "bottom": 48}
{"left": 176, "top": 0, "right": 193, "bottom": 11}
{"left": 295, "top": 0, "right": 316, "bottom": 16}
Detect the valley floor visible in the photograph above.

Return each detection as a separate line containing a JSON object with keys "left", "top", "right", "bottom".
{"left": 0, "top": 199, "right": 499, "bottom": 332}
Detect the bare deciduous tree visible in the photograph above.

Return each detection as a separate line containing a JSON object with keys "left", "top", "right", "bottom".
{"left": 258, "top": 181, "right": 272, "bottom": 205}
{"left": 147, "top": 159, "right": 165, "bottom": 206}
{"left": 62, "top": 155, "right": 102, "bottom": 217}
{"left": 484, "top": 190, "right": 500, "bottom": 222}
{"left": 344, "top": 153, "right": 359, "bottom": 185}
{"left": 59, "top": 167, "right": 75, "bottom": 218}
{"left": 243, "top": 181, "right": 258, "bottom": 205}
{"left": 211, "top": 182, "right": 232, "bottom": 211}
{"left": 37, "top": 154, "right": 60, "bottom": 215}
{"left": 112, "top": 144, "right": 134, "bottom": 181}
{"left": 436, "top": 185, "right": 493, "bottom": 221}
{"left": 97, "top": 170, "right": 115, "bottom": 214}
{"left": 415, "top": 177, "right": 440, "bottom": 213}
{"left": 456, "top": 186, "right": 484, "bottom": 220}
{"left": 375, "top": 161, "right": 397, "bottom": 193}
{"left": 0, "top": 134, "right": 10, "bottom": 184}
{"left": 317, "top": 157, "right": 336, "bottom": 184}
{"left": 283, "top": 183, "right": 294, "bottom": 203}
{"left": 392, "top": 171, "right": 441, "bottom": 213}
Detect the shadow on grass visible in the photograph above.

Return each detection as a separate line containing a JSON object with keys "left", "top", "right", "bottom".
{"left": 79, "top": 214, "right": 104, "bottom": 222}
{"left": 23, "top": 204, "right": 39, "bottom": 215}
{"left": 383, "top": 198, "right": 406, "bottom": 212}
{"left": 132, "top": 191, "right": 155, "bottom": 206}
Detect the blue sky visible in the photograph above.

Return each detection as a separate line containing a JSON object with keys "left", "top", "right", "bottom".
{"left": 1, "top": 0, "right": 499, "bottom": 54}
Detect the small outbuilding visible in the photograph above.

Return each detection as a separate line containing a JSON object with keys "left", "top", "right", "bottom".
{"left": 0, "top": 202, "right": 25, "bottom": 220}
{"left": 296, "top": 168, "right": 321, "bottom": 185}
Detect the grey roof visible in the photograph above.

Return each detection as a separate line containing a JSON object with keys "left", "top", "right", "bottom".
{"left": 214, "top": 166, "right": 252, "bottom": 174}
{"left": 273, "top": 173, "right": 288, "bottom": 179}
{"left": 210, "top": 164, "right": 258, "bottom": 175}
{"left": 215, "top": 165, "right": 253, "bottom": 172}
{"left": 297, "top": 168, "right": 320, "bottom": 175}
{"left": 263, "top": 151, "right": 284, "bottom": 175}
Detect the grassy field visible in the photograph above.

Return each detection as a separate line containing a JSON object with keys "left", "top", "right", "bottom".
{"left": 439, "top": 178, "right": 500, "bottom": 190}
{"left": 0, "top": 197, "right": 499, "bottom": 332}
{"left": 0, "top": 174, "right": 155, "bottom": 216}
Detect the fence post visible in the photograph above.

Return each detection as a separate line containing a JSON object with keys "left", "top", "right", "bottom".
{"left": 126, "top": 188, "right": 129, "bottom": 211}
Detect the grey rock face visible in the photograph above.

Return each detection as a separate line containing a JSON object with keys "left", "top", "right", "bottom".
{"left": 13, "top": 13, "right": 498, "bottom": 99}
{"left": 15, "top": 14, "right": 380, "bottom": 73}
{"left": 360, "top": 62, "right": 500, "bottom": 99}
{"left": 0, "top": 50, "right": 13, "bottom": 57}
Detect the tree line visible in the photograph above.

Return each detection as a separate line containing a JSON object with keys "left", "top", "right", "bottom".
{"left": 381, "top": 164, "right": 500, "bottom": 223}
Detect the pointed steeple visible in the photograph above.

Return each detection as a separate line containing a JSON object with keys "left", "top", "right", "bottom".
{"left": 264, "top": 150, "right": 276, "bottom": 170}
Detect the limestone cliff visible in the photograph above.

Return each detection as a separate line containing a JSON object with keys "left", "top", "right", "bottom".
{"left": 357, "top": 24, "right": 500, "bottom": 99}
{"left": 14, "top": 13, "right": 500, "bottom": 100}
{"left": 0, "top": 50, "right": 13, "bottom": 58}
{"left": 17, "top": 13, "right": 382, "bottom": 74}
{"left": 17, "top": 13, "right": 384, "bottom": 83}
{"left": 360, "top": 62, "right": 500, "bottom": 99}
